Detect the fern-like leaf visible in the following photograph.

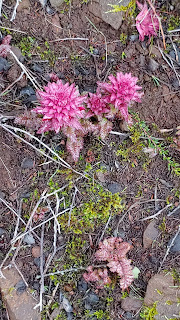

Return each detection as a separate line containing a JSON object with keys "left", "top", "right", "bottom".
{"left": 14, "top": 111, "right": 42, "bottom": 131}
{"left": 66, "top": 136, "right": 83, "bottom": 162}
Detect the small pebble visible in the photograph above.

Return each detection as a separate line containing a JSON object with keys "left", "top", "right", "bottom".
{"left": 31, "top": 64, "right": 43, "bottom": 73}
{"left": 107, "top": 182, "right": 123, "bottom": 194}
{"left": 62, "top": 296, "right": 73, "bottom": 313}
{"left": 0, "top": 57, "right": 11, "bottom": 72}
{"left": 32, "top": 246, "right": 41, "bottom": 258}
{"left": 148, "top": 58, "right": 159, "bottom": 72}
{"left": 129, "top": 34, "right": 138, "bottom": 42}
{"left": 85, "top": 291, "right": 99, "bottom": 305}
{"left": 77, "top": 279, "right": 88, "bottom": 293}
{"left": 21, "top": 158, "right": 34, "bottom": 169}
{"left": 0, "top": 228, "right": 6, "bottom": 237}
{"left": 168, "top": 234, "right": 180, "bottom": 253}
{"left": 15, "top": 280, "right": 27, "bottom": 295}
{"left": 20, "top": 86, "right": 35, "bottom": 97}
{"left": 23, "top": 233, "right": 35, "bottom": 245}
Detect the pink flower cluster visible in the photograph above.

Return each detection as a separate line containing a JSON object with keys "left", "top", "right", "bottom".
{"left": 136, "top": 1, "right": 159, "bottom": 41}
{"left": 34, "top": 80, "right": 86, "bottom": 134}
{"left": 93, "top": 73, "right": 143, "bottom": 123}
{"left": 18, "top": 71, "right": 143, "bottom": 162}
{"left": 0, "top": 35, "right": 12, "bottom": 58}
{"left": 83, "top": 237, "right": 134, "bottom": 291}
{"left": 83, "top": 266, "right": 111, "bottom": 289}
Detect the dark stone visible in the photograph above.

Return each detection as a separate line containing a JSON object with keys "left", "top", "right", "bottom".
{"left": 33, "top": 282, "right": 40, "bottom": 290}
{"left": 124, "top": 311, "right": 133, "bottom": 319}
{"left": 20, "top": 86, "right": 35, "bottom": 97}
{"left": 20, "top": 191, "right": 31, "bottom": 199}
{"left": 77, "top": 279, "right": 88, "bottom": 293}
{"left": 31, "top": 64, "right": 43, "bottom": 73}
{"left": 46, "top": 5, "right": 56, "bottom": 14}
{"left": 169, "top": 48, "right": 180, "bottom": 63}
{"left": 168, "top": 234, "right": 180, "bottom": 253}
{"left": 93, "top": 48, "right": 99, "bottom": 55}
{"left": 148, "top": 58, "right": 159, "bottom": 72}
{"left": 15, "top": 280, "right": 27, "bottom": 295}
{"left": 34, "top": 257, "right": 41, "bottom": 268}
{"left": 149, "top": 255, "right": 158, "bottom": 265}
{"left": 0, "top": 57, "right": 11, "bottom": 72}
{"left": 0, "top": 228, "right": 6, "bottom": 237}
{"left": 83, "top": 85, "right": 96, "bottom": 93}
{"left": 129, "top": 34, "right": 139, "bottom": 42}
{"left": 107, "top": 182, "right": 123, "bottom": 194}
{"left": 21, "top": 158, "right": 34, "bottom": 169}
{"left": 85, "top": 291, "right": 99, "bottom": 305}
{"left": 0, "top": 191, "right": 5, "bottom": 200}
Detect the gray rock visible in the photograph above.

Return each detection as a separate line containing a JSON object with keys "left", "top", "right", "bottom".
{"left": 0, "top": 57, "right": 11, "bottom": 72}
{"left": 49, "top": 0, "right": 64, "bottom": 9}
{"left": 144, "top": 273, "right": 180, "bottom": 320}
{"left": 168, "top": 233, "right": 180, "bottom": 252}
{"left": 20, "top": 86, "right": 35, "bottom": 97}
{"left": 121, "top": 297, "right": 143, "bottom": 312}
{"left": 39, "top": 0, "right": 47, "bottom": 6}
{"left": 85, "top": 291, "right": 99, "bottom": 305}
{"left": 21, "top": 158, "right": 34, "bottom": 169}
{"left": 15, "top": 280, "right": 27, "bottom": 295}
{"left": 10, "top": 46, "right": 24, "bottom": 62}
{"left": 46, "top": 5, "right": 56, "bottom": 15}
{"left": 143, "top": 221, "right": 159, "bottom": 249}
{"left": 0, "top": 228, "right": 6, "bottom": 237}
{"left": 129, "top": 34, "right": 139, "bottom": 42}
{"left": 99, "top": 0, "right": 131, "bottom": 30}
{"left": 124, "top": 311, "right": 133, "bottom": 319}
{"left": 148, "top": 58, "right": 159, "bottom": 72}
{"left": 0, "top": 268, "right": 41, "bottom": 320}
{"left": 107, "top": 182, "right": 123, "bottom": 194}
{"left": 23, "top": 233, "right": 35, "bottom": 245}
{"left": 67, "top": 313, "right": 73, "bottom": 320}
{"left": 169, "top": 49, "right": 180, "bottom": 63}
{"left": 62, "top": 297, "right": 73, "bottom": 313}
{"left": 0, "top": 191, "right": 5, "bottom": 200}
{"left": 77, "top": 279, "right": 88, "bottom": 293}
{"left": 31, "top": 64, "right": 43, "bottom": 73}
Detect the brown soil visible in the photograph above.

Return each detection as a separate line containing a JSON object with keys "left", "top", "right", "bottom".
{"left": 0, "top": 1, "right": 180, "bottom": 319}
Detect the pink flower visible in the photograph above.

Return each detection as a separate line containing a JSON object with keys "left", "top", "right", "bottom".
{"left": 97, "top": 73, "right": 143, "bottom": 122}
{"left": 83, "top": 266, "right": 111, "bottom": 289}
{"left": 33, "top": 80, "right": 86, "bottom": 134}
{"left": 0, "top": 35, "right": 12, "bottom": 57}
{"left": 87, "top": 92, "right": 111, "bottom": 117}
{"left": 136, "top": 1, "right": 159, "bottom": 41}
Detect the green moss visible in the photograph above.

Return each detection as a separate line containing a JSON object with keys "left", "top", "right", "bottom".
{"left": 168, "top": 15, "right": 180, "bottom": 31}
{"left": 58, "top": 184, "right": 125, "bottom": 235}
{"left": 108, "top": 0, "right": 136, "bottom": 17}
{"left": 140, "top": 302, "right": 158, "bottom": 320}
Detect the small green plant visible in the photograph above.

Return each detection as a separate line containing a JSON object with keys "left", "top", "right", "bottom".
{"left": 140, "top": 302, "right": 158, "bottom": 320}
{"left": 168, "top": 15, "right": 180, "bottom": 31}
{"left": 19, "top": 36, "right": 36, "bottom": 57}
{"left": 120, "top": 33, "right": 127, "bottom": 45}
{"left": 108, "top": 0, "right": 136, "bottom": 17}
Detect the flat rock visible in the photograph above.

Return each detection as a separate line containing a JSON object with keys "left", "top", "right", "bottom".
{"left": 144, "top": 273, "right": 180, "bottom": 320}
{"left": 23, "top": 233, "right": 35, "bottom": 245}
{"left": 49, "top": 0, "right": 64, "bottom": 9}
{"left": 100, "top": 0, "right": 130, "bottom": 30}
{"left": 143, "top": 221, "right": 159, "bottom": 249}
{"left": 148, "top": 57, "right": 159, "bottom": 72}
{"left": 0, "top": 268, "right": 40, "bottom": 320}
{"left": 32, "top": 246, "right": 41, "bottom": 258}
{"left": 168, "top": 233, "right": 180, "bottom": 252}
{"left": 121, "top": 297, "right": 143, "bottom": 311}
{"left": 21, "top": 158, "right": 34, "bottom": 169}
{"left": 17, "top": 0, "right": 30, "bottom": 12}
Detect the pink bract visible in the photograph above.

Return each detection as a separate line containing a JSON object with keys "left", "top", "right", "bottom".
{"left": 0, "top": 35, "right": 12, "bottom": 58}
{"left": 87, "top": 92, "right": 111, "bottom": 117}
{"left": 97, "top": 72, "right": 143, "bottom": 122}
{"left": 33, "top": 80, "right": 86, "bottom": 134}
{"left": 136, "top": 1, "right": 159, "bottom": 41}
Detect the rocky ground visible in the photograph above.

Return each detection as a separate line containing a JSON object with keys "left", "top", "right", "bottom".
{"left": 0, "top": 0, "right": 180, "bottom": 319}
